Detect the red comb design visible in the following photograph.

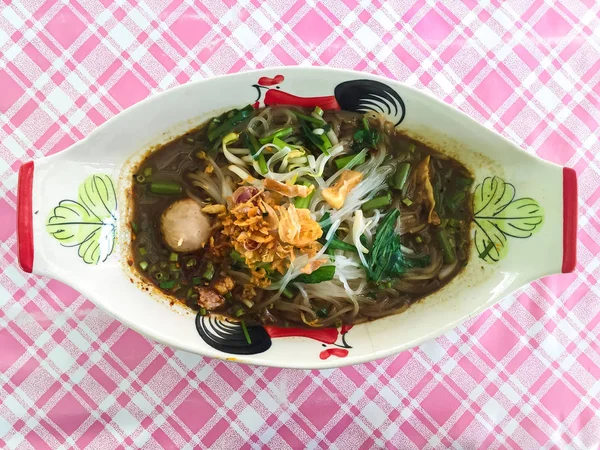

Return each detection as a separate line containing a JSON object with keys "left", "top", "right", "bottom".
{"left": 258, "top": 74, "right": 284, "bottom": 86}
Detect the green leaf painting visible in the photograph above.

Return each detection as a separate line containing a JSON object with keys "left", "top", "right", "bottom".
{"left": 473, "top": 176, "right": 544, "bottom": 263}
{"left": 46, "top": 174, "right": 117, "bottom": 265}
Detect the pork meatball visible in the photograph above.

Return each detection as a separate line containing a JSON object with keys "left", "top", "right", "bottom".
{"left": 160, "top": 199, "right": 210, "bottom": 252}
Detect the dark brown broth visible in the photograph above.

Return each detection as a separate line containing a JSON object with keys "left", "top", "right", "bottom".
{"left": 131, "top": 106, "right": 473, "bottom": 325}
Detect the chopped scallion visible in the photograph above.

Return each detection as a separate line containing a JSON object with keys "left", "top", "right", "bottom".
{"left": 159, "top": 280, "right": 176, "bottom": 290}
{"left": 207, "top": 105, "right": 254, "bottom": 142}
{"left": 294, "top": 181, "right": 315, "bottom": 209}
{"left": 199, "top": 307, "right": 207, "bottom": 316}
{"left": 362, "top": 193, "right": 392, "bottom": 211}
{"left": 437, "top": 229, "right": 456, "bottom": 264}
{"left": 186, "top": 258, "right": 197, "bottom": 268}
{"left": 448, "top": 218, "right": 461, "bottom": 228}
{"left": 240, "top": 320, "right": 252, "bottom": 344}
{"left": 230, "top": 250, "right": 246, "bottom": 264}
{"left": 169, "top": 252, "right": 178, "bottom": 262}
{"left": 456, "top": 177, "right": 474, "bottom": 187}
{"left": 143, "top": 167, "right": 153, "bottom": 177}
{"left": 391, "top": 162, "right": 411, "bottom": 191}
{"left": 259, "top": 127, "right": 294, "bottom": 144}
{"left": 335, "top": 152, "right": 366, "bottom": 170}
{"left": 245, "top": 132, "right": 268, "bottom": 175}
{"left": 293, "top": 111, "right": 324, "bottom": 125}
{"left": 446, "top": 191, "right": 467, "bottom": 213}
{"left": 149, "top": 181, "right": 182, "bottom": 195}
{"left": 202, "top": 262, "right": 215, "bottom": 280}
{"left": 139, "top": 261, "right": 148, "bottom": 271}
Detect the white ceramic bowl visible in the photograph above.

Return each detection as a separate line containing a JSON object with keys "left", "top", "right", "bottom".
{"left": 17, "top": 67, "right": 577, "bottom": 368}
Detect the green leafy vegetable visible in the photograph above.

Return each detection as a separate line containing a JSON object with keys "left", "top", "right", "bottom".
{"left": 367, "top": 209, "right": 403, "bottom": 281}
{"left": 300, "top": 121, "right": 331, "bottom": 154}
{"left": 328, "top": 238, "right": 357, "bottom": 252}
{"left": 318, "top": 212, "right": 332, "bottom": 231}
{"left": 366, "top": 209, "right": 430, "bottom": 282}
{"left": 352, "top": 116, "right": 380, "bottom": 151}
{"left": 294, "top": 266, "right": 335, "bottom": 284}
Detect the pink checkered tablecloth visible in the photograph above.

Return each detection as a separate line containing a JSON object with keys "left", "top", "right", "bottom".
{"left": 1, "top": 1, "right": 599, "bottom": 448}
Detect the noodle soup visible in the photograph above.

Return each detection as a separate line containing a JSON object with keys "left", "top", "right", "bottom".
{"left": 130, "top": 106, "right": 473, "bottom": 328}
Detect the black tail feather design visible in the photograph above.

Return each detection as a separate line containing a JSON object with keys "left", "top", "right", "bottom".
{"left": 334, "top": 80, "right": 406, "bottom": 126}
{"left": 195, "top": 314, "right": 272, "bottom": 355}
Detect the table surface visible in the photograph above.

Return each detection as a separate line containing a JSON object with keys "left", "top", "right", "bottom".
{"left": 1, "top": 1, "right": 599, "bottom": 448}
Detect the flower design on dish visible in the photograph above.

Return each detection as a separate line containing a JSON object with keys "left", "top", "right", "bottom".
{"left": 46, "top": 174, "right": 117, "bottom": 264}
{"left": 473, "top": 176, "right": 544, "bottom": 263}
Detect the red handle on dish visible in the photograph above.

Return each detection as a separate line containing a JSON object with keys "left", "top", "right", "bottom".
{"left": 562, "top": 167, "right": 577, "bottom": 273}
{"left": 17, "top": 161, "right": 34, "bottom": 273}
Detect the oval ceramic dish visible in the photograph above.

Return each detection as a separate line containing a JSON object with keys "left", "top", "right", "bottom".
{"left": 17, "top": 67, "right": 577, "bottom": 369}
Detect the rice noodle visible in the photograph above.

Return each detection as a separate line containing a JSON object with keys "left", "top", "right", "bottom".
{"left": 248, "top": 116, "right": 269, "bottom": 136}
{"left": 208, "top": 156, "right": 233, "bottom": 199}
{"left": 222, "top": 135, "right": 247, "bottom": 167}
{"left": 352, "top": 210, "right": 370, "bottom": 267}
{"left": 189, "top": 171, "right": 224, "bottom": 204}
